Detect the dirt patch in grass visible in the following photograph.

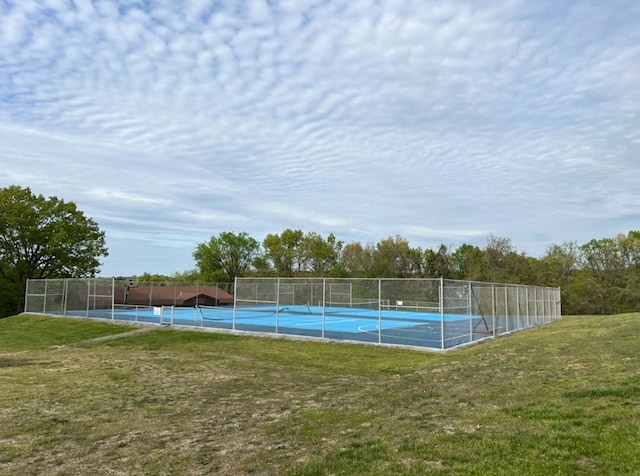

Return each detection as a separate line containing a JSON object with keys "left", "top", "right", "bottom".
{"left": 1, "top": 314, "right": 639, "bottom": 475}
{"left": 74, "top": 326, "right": 158, "bottom": 345}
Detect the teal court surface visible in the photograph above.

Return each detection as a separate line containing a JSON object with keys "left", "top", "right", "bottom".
{"left": 92, "top": 304, "right": 491, "bottom": 349}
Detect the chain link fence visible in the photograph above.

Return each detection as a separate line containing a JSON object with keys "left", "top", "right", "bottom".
{"left": 25, "top": 277, "right": 561, "bottom": 350}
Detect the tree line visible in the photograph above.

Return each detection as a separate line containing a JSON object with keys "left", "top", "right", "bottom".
{"left": 1, "top": 185, "right": 639, "bottom": 317}
{"left": 152, "top": 229, "right": 640, "bottom": 316}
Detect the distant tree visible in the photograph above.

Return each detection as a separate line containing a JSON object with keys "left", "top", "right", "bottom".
{"left": 424, "top": 244, "right": 453, "bottom": 278}
{"left": 170, "top": 269, "right": 202, "bottom": 283}
{"left": 262, "top": 229, "right": 305, "bottom": 276}
{"left": 537, "top": 242, "right": 583, "bottom": 313}
{"left": 132, "top": 272, "right": 174, "bottom": 283}
{"left": 539, "top": 242, "right": 582, "bottom": 284}
{"left": 338, "top": 242, "right": 373, "bottom": 277}
{"left": 0, "top": 185, "right": 108, "bottom": 317}
{"left": 580, "top": 232, "right": 640, "bottom": 314}
{"left": 618, "top": 231, "right": 640, "bottom": 310}
{"left": 450, "top": 243, "right": 483, "bottom": 280}
{"left": 481, "top": 235, "right": 514, "bottom": 282}
{"left": 372, "top": 235, "right": 415, "bottom": 277}
{"left": 193, "top": 231, "right": 260, "bottom": 283}
{"left": 299, "top": 232, "right": 344, "bottom": 276}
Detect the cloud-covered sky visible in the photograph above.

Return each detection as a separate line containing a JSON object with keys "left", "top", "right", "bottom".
{"left": 1, "top": 0, "right": 639, "bottom": 277}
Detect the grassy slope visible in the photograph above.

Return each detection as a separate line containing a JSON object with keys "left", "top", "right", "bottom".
{"left": 0, "top": 313, "right": 638, "bottom": 475}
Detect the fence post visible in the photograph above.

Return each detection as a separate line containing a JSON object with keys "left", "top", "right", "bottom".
{"left": 440, "top": 277, "right": 445, "bottom": 350}
{"left": 524, "top": 287, "right": 529, "bottom": 328}
{"left": 516, "top": 286, "right": 520, "bottom": 330}
{"left": 232, "top": 276, "right": 238, "bottom": 331}
{"left": 42, "top": 279, "right": 48, "bottom": 314}
{"left": 111, "top": 278, "right": 115, "bottom": 320}
{"left": 63, "top": 279, "right": 68, "bottom": 316}
{"left": 378, "top": 279, "right": 382, "bottom": 344}
{"left": 468, "top": 281, "right": 472, "bottom": 342}
{"left": 275, "top": 278, "right": 280, "bottom": 334}
{"left": 322, "top": 278, "right": 326, "bottom": 339}
{"left": 491, "top": 285, "right": 496, "bottom": 337}
{"left": 504, "top": 286, "right": 509, "bottom": 333}
{"left": 85, "top": 279, "right": 90, "bottom": 318}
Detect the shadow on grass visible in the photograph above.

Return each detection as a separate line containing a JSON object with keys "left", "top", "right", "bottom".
{"left": 0, "top": 357, "right": 44, "bottom": 368}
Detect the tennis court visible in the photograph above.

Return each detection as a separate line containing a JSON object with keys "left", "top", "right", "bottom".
{"left": 25, "top": 277, "right": 561, "bottom": 350}
{"left": 107, "top": 303, "right": 488, "bottom": 349}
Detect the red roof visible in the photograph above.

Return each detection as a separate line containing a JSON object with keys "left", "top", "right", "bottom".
{"left": 114, "top": 285, "right": 234, "bottom": 307}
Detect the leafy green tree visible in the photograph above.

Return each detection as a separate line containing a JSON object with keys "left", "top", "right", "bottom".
{"left": 618, "top": 231, "right": 640, "bottom": 310}
{"left": 450, "top": 243, "right": 483, "bottom": 280}
{"left": 0, "top": 185, "right": 108, "bottom": 317}
{"left": 131, "top": 272, "right": 174, "bottom": 283}
{"left": 537, "top": 242, "right": 583, "bottom": 313}
{"left": 580, "top": 232, "right": 640, "bottom": 313}
{"left": 581, "top": 237, "right": 625, "bottom": 313}
{"left": 169, "top": 269, "right": 202, "bottom": 282}
{"left": 299, "top": 232, "right": 344, "bottom": 276}
{"left": 193, "top": 231, "right": 260, "bottom": 283}
{"left": 262, "top": 229, "right": 305, "bottom": 276}
{"left": 372, "top": 235, "right": 416, "bottom": 277}
{"left": 338, "top": 242, "right": 373, "bottom": 277}
{"left": 481, "top": 235, "right": 514, "bottom": 282}
{"left": 424, "top": 244, "right": 453, "bottom": 278}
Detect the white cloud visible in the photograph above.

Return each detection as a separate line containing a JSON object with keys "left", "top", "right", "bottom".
{"left": 0, "top": 0, "right": 638, "bottom": 276}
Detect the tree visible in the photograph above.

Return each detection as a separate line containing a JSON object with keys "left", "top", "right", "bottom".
{"left": 424, "top": 244, "right": 453, "bottom": 278}
{"left": 537, "top": 241, "right": 583, "bottom": 313}
{"left": 371, "top": 235, "right": 416, "bottom": 277}
{"left": 193, "top": 231, "right": 260, "bottom": 283}
{"left": 262, "top": 229, "right": 305, "bottom": 276}
{"left": 580, "top": 233, "right": 640, "bottom": 314}
{"left": 481, "top": 234, "right": 515, "bottom": 282}
{"left": 299, "top": 232, "right": 344, "bottom": 276}
{"left": 0, "top": 185, "right": 108, "bottom": 317}
{"left": 338, "top": 242, "right": 373, "bottom": 277}
{"left": 450, "top": 243, "right": 483, "bottom": 280}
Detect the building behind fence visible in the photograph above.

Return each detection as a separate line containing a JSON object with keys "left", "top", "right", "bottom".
{"left": 25, "top": 277, "right": 561, "bottom": 350}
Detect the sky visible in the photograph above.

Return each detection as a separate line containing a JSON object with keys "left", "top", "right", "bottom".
{"left": 1, "top": 0, "right": 639, "bottom": 278}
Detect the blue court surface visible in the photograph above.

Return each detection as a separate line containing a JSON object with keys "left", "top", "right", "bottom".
{"left": 125, "top": 305, "right": 473, "bottom": 330}
{"left": 105, "top": 304, "right": 489, "bottom": 349}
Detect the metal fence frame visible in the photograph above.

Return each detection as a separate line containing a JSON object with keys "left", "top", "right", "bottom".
{"left": 25, "top": 277, "right": 561, "bottom": 350}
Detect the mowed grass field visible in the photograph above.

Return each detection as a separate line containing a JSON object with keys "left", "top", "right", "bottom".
{"left": 1, "top": 313, "right": 639, "bottom": 475}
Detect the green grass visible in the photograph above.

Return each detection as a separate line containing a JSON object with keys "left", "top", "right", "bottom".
{"left": 0, "top": 313, "right": 639, "bottom": 475}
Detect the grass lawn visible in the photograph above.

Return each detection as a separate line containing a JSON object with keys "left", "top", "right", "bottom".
{"left": 0, "top": 313, "right": 639, "bottom": 475}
